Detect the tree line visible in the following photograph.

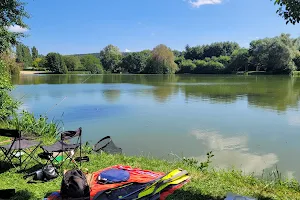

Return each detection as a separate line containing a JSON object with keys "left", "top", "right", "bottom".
{"left": 18, "top": 33, "right": 299, "bottom": 75}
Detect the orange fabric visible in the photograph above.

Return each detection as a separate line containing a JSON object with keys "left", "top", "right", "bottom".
{"left": 160, "top": 179, "right": 190, "bottom": 200}
{"left": 89, "top": 165, "right": 164, "bottom": 199}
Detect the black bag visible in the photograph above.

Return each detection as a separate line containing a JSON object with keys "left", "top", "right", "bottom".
{"left": 43, "top": 165, "right": 58, "bottom": 180}
{"left": 60, "top": 169, "right": 90, "bottom": 199}
{"left": 24, "top": 165, "right": 58, "bottom": 182}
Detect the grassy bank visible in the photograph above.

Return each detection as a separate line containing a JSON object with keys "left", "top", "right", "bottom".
{"left": 1, "top": 114, "right": 300, "bottom": 200}
{"left": 0, "top": 150, "right": 300, "bottom": 200}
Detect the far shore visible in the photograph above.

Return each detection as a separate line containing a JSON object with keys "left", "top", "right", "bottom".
{"left": 20, "top": 70, "right": 52, "bottom": 75}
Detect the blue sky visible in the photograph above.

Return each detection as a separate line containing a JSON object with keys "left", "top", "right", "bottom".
{"left": 12, "top": 0, "right": 300, "bottom": 55}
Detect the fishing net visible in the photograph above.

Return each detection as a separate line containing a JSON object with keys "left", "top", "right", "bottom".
{"left": 93, "top": 136, "right": 122, "bottom": 154}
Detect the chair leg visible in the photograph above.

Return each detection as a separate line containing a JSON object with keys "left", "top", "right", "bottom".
{"left": 20, "top": 145, "right": 42, "bottom": 171}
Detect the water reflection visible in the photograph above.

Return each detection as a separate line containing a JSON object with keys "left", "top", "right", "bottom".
{"left": 11, "top": 74, "right": 300, "bottom": 180}
{"left": 12, "top": 74, "right": 300, "bottom": 112}
{"left": 191, "top": 130, "right": 279, "bottom": 175}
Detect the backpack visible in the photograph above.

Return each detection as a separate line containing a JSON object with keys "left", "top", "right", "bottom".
{"left": 60, "top": 169, "right": 90, "bottom": 199}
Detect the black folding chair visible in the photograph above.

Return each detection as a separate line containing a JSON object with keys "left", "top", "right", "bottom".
{"left": 39, "top": 127, "right": 82, "bottom": 171}
{"left": 0, "top": 129, "right": 42, "bottom": 170}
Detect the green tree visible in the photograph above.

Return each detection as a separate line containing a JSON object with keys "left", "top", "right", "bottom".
{"left": 173, "top": 50, "right": 183, "bottom": 57}
{"left": 80, "top": 55, "right": 103, "bottom": 74}
{"left": 45, "top": 52, "right": 68, "bottom": 74}
{"left": 0, "top": 60, "right": 18, "bottom": 119}
{"left": 22, "top": 45, "right": 32, "bottom": 68}
{"left": 184, "top": 45, "right": 204, "bottom": 60}
{"left": 294, "top": 52, "right": 300, "bottom": 70}
{"left": 0, "top": 0, "right": 29, "bottom": 54}
{"left": 193, "top": 60, "right": 224, "bottom": 74}
{"left": 32, "top": 58, "right": 42, "bottom": 69}
{"left": 184, "top": 42, "right": 239, "bottom": 60}
{"left": 274, "top": 0, "right": 300, "bottom": 24}
{"left": 16, "top": 44, "right": 23, "bottom": 62}
{"left": 249, "top": 36, "right": 295, "bottom": 73}
{"left": 120, "top": 50, "right": 151, "bottom": 73}
{"left": 1, "top": 51, "right": 20, "bottom": 75}
{"left": 15, "top": 44, "right": 32, "bottom": 68}
{"left": 202, "top": 42, "right": 240, "bottom": 58}
{"left": 178, "top": 59, "right": 196, "bottom": 74}
{"left": 228, "top": 48, "right": 249, "bottom": 72}
{"left": 63, "top": 56, "right": 82, "bottom": 71}
{"left": 211, "top": 56, "right": 232, "bottom": 66}
{"left": 144, "top": 44, "right": 178, "bottom": 74}
{"left": 99, "top": 45, "right": 122, "bottom": 72}
{"left": 31, "top": 46, "right": 38, "bottom": 60}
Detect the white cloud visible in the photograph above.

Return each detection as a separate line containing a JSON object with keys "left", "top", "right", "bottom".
{"left": 125, "top": 49, "right": 131, "bottom": 52}
{"left": 187, "top": 0, "right": 222, "bottom": 8}
{"left": 191, "top": 129, "right": 279, "bottom": 175}
{"left": 8, "top": 25, "right": 28, "bottom": 33}
{"left": 191, "top": 130, "right": 248, "bottom": 151}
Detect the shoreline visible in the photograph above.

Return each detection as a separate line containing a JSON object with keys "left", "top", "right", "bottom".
{"left": 20, "top": 70, "right": 46, "bottom": 75}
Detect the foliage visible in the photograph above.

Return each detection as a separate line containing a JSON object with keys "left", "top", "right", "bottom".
{"left": 10, "top": 110, "right": 60, "bottom": 138}
{"left": 100, "top": 45, "right": 122, "bottom": 72}
{"left": 88, "top": 63, "right": 104, "bottom": 74}
{"left": 174, "top": 56, "right": 185, "bottom": 65}
{"left": 293, "top": 52, "right": 300, "bottom": 70}
{"left": 193, "top": 60, "right": 225, "bottom": 74}
{"left": 32, "top": 58, "right": 42, "bottom": 69}
{"left": 31, "top": 46, "right": 38, "bottom": 60}
{"left": 144, "top": 44, "right": 178, "bottom": 74}
{"left": 0, "top": 51, "right": 20, "bottom": 75}
{"left": 120, "top": 50, "right": 151, "bottom": 73}
{"left": 228, "top": 48, "right": 249, "bottom": 72}
{"left": 80, "top": 55, "right": 103, "bottom": 74}
{"left": 0, "top": 0, "right": 29, "bottom": 54}
{"left": 185, "top": 42, "right": 239, "bottom": 60}
{"left": 178, "top": 59, "right": 196, "bottom": 73}
{"left": 211, "top": 56, "right": 231, "bottom": 66}
{"left": 183, "top": 151, "right": 214, "bottom": 171}
{"left": 45, "top": 52, "right": 68, "bottom": 74}
{"left": 0, "top": 60, "right": 18, "bottom": 119}
{"left": 274, "top": 0, "right": 300, "bottom": 24}
{"left": 173, "top": 50, "right": 183, "bottom": 57}
{"left": 63, "top": 56, "right": 82, "bottom": 71}
{"left": 249, "top": 35, "right": 295, "bottom": 73}
{"left": 16, "top": 44, "right": 32, "bottom": 68}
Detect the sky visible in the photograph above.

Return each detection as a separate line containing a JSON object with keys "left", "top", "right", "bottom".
{"left": 11, "top": 0, "right": 300, "bottom": 55}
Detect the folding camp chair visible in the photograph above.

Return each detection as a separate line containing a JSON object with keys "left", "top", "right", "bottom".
{"left": 39, "top": 127, "right": 82, "bottom": 171}
{"left": 0, "top": 129, "right": 42, "bottom": 170}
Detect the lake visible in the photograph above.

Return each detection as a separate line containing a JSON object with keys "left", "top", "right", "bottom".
{"left": 11, "top": 74, "right": 300, "bottom": 180}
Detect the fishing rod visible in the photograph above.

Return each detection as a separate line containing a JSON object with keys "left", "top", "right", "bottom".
{"left": 44, "top": 74, "right": 94, "bottom": 115}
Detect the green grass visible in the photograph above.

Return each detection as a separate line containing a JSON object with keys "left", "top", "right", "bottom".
{"left": 1, "top": 151, "right": 300, "bottom": 200}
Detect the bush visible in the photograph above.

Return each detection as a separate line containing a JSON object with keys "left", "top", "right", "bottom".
{"left": 294, "top": 52, "right": 300, "bottom": 70}
{"left": 193, "top": 60, "right": 207, "bottom": 74}
{"left": 10, "top": 110, "right": 61, "bottom": 138}
{"left": 45, "top": 53, "right": 68, "bottom": 74}
{"left": 193, "top": 60, "right": 224, "bottom": 74}
{"left": 178, "top": 59, "right": 196, "bottom": 73}
{"left": 88, "top": 63, "right": 104, "bottom": 74}
{"left": 292, "top": 71, "right": 300, "bottom": 76}
{"left": 0, "top": 52, "right": 20, "bottom": 75}
{"left": 0, "top": 60, "right": 19, "bottom": 119}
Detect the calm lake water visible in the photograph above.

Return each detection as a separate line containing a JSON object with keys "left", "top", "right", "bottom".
{"left": 11, "top": 74, "right": 300, "bottom": 180}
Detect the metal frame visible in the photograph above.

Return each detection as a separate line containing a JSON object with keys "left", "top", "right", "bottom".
{"left": 0, "top": 129, "right": 42, "bottom": 170}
